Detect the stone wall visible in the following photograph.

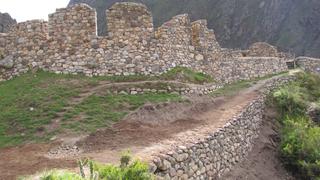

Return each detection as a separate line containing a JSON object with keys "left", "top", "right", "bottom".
{"left": 106, "top": 2, "right": 153, "bottom": 45}
{"left": 296, "top": 56, "right": 320, "bottom": 74}
{"left": 213, "top": 57, "right": 288, "bottom": 83}
{"left": 247, "top": 42, "right": 278, "bottom": 57}
{"left": 0, "top": 2, "right": 289, "bottom": 83}
{"left": 48, "top": 4, "right": 97, "bottom": 45}
{"left": 150, "top": 75, "right": 295, "bottom": 179}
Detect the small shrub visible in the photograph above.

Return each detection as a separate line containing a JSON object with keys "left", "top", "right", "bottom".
{"left": 93, "top": 152, "right": 153, "bottom": 180}
{"left": 272, "top": 85, "right": 308, "bottom": 115}
{"left": 280, "top": 116, "right": 320, "bottom": 179}
{"left": 120, "top": 150, "right": 131, "bottom": 168}
{"left": 26, "top": 152, "right": 154, "bottom": 180}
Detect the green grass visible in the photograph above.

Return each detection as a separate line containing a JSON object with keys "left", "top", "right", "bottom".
{"left": 160, "top": 66, "right": 214, "bottom": 84}
{"left": 0, "top": 70, "right": 182, "bottom": 147}
{"left": 23, "top": 153, "right": 154, "bottom": 180}
{"left": 61, "top": 93, "right": 182, "bottom": 133}
{"left": 210, "top": 80, "right": 252, "bottom": 97}
{"left": 210, "top": 71, "right": 289, "bottom": 97}
{"left": 0, "top": 71, "right": 88, "bottom": 147}
{"left": 270, "top": 72, "right": 320, "bottom": 179}
{"left": 31, "top": 170, "right": 83, "bottom": 180}
{"left": 93, "top": 66, "right": 215, "bottom": 85}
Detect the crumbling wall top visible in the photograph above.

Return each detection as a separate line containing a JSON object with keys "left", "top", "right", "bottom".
{"left": 106, "top": 2, "right": 153, "bottom": 45}
{"left": 247, "top": 42, "right": 278, "bottom": 57}
{"left": 191, "top": 19, "right": 221, "bottom": 53}
{"left": 48, "top": 3, "right": 97, "bottom": 45}
{"left": 155, "top": 14, "right": 191, "bottom": 45}
{"left": 8, "top": 20, "right": 48, "bottom": 37}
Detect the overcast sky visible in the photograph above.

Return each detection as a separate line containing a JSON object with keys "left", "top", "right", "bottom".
{"left": 0, "top": 0, "right": 69, "bottom": 22}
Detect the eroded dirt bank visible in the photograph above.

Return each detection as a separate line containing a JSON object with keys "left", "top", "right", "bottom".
{"left": 222, "top": 108, "right": 295, "bottom": 180}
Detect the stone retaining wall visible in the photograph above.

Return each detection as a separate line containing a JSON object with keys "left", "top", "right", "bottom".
{"left": 150, "top": 75, "right": 294, "bottom": 179}
{"left": 0, "top": 2, "right": 289, "bottom": 83}
{"left": 296, "top": 56, "right": 320, "bottom": 74}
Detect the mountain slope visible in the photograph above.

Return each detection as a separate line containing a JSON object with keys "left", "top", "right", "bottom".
{"left": 68, "top": 0, "right": 320, "bottom": 58}
{"left": 0, "top": 12, "right": 16, "bottom": 33}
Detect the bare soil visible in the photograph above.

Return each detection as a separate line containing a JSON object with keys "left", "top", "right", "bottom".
{"left": 222, "top": 108, "right": 295, "bottom": 180}
{"left": 0, "top": 77, "right": 291, "bottom": 179}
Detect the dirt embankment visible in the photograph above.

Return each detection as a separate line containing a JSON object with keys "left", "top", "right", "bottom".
{"left": 222, "top": 108, "right": 295, "bottom": 180}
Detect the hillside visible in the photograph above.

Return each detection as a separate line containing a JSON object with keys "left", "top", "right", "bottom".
{"left": 0, "top": 12, "right": 16, "bottom": 33}
{"left": 69, "top": 0, "right": 320, "bottom": 58}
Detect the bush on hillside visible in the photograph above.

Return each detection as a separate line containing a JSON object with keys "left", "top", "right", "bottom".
{"left": 280, "top": 116, "right": 320, "bottom": 179}
{"left": 272, "top": 72, "right": 320, "bottom": 179}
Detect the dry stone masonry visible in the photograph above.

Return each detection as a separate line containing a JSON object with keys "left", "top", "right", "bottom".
{"left": 0, "top": 2, "right": 290, "bottom": 82}
{"left": 150, "top": 75, "right": 295, "bottom": 179}
{"left": 296, "top": 56, "right": 320, "bottom": 74}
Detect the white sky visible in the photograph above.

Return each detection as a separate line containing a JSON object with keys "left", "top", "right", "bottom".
{"left": 0, "top": 0, "right": 69, "bottom": 22}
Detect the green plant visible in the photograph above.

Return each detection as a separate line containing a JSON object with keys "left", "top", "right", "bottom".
{"left": 161, "top": 66, "right": 214, "bottom": 84}
{"left": 280, "top": 115, "right": 320, "bottom": 179}
{"left": 40, "top": 170, "right": 83, "bottom": 180}
{"left": 271, "top": 72, "right": 320, "bottom": 179}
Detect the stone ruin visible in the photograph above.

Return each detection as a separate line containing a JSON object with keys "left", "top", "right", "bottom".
{"left": 0, "top": 2, "right": 289, "bottom": 83}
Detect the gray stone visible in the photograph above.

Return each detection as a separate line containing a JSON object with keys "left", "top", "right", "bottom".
{"left": 0, "top": 55, "right": 14, "bottom": 69}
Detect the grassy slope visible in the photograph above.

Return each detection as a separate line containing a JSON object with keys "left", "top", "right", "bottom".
{"left": 211, "top": 72, "right": 289, "bottom": 97}
{"left": 270, "top": 73, "right": 320, "bottom": 179}
{"left": 0, "top": 67, "right": 211, "bottom": 147}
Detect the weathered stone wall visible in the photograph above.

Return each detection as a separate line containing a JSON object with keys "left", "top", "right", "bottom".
{"left": 0, "top": 2, "right": 289, "bottom": 83}
{"left": 48, "top": 4, "right": 97, "bottom": 45}
{"left": 150, "top": 75, "right": 295, "bottom": 179}
{"left": 191, "top": 20, "right": 220, "bottom": 54}
{"left": 247, "top": 42, "right": 278, "bottom": 57}
{"left": 106, "top": 2, "right": 153, "bottom": 45}
{"left": 213, "top": 57, "right": 288, "bottom": 83}
{"left": 296, "top": 56, "right": 320, "bottom": 74}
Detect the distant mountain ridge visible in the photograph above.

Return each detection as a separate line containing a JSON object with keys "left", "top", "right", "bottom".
{"left": 0, "top": 12, "right": 16, "bottom": 33}
{"left": 66, "top": 0, "right": 319, "bottom": 58}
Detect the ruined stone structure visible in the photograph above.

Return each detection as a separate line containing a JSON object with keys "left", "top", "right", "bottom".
{"left": 0, "top": 2, "right": 288, "bottom": 83}
{"left": 296, "top": 56, "right": 320, "bottom": 74}
{"left": 247, "top": 42, "right": 279, "bottom": 57}
{"left": 150, "top": 75, "right": 295, "bottom": 179}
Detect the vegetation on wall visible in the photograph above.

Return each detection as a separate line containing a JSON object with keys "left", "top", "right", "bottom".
{"left": 270, "top": 72, "right": 320, "bottom": 179}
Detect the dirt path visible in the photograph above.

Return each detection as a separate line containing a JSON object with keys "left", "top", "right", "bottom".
{"left": 221, "top": 108, "right": 295, "bottom": 180}
{"left": 0, "top": 77, "right": 278, "bottom": 179}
